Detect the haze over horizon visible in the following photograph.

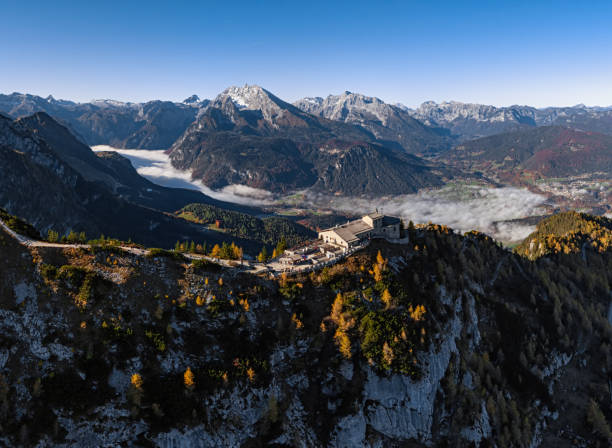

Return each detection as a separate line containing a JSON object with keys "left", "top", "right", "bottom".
{"left": 2, "top": 0, "right": 612, "bottom": 108}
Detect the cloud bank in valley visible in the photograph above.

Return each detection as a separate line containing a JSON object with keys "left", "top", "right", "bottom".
{"left": 92, "top": 146, "right": 274, "bottom": 205}
{"left": 91, "top": 146, "right": 547, "bottom": 242}
{"left": 307, "top": 186, "right": 548, "bottom": 243}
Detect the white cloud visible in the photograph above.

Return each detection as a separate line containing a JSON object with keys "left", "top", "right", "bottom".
{"left": 91, "top": 146, "right": 546, "bottom": 242}
{"left": 305, "top": 186, "right": 547, "bottom": 243}
{"left": 92, "top": 146, "right": 274, "bottom": 205}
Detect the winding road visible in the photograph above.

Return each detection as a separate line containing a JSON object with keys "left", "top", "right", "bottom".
{"left": 0, "top": 217, "right": 280, "bottom": 274}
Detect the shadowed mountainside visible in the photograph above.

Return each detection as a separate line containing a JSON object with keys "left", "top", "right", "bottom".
{"left": 0, "top": 216, "right": 610, "bottom": 445}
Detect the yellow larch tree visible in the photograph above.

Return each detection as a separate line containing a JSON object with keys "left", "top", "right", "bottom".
{"left": 330, "top": 293, "right": 343, "bottom": 323}
{"left": 184, "top": 367, "right": 195, "bottom": 389}
{"left": 131, "top": 373, "right": 143, "bottom": 390}
{"left": 292, "top": 313, "right": 304, "bottom": 329}
{"left": 409, "top": 304, "right": 427, "bottom": 322}
{"left": 335, "top": 329, "right": 352, "bottom": 359}
{"left": 246, "top": 367, "right": 256, "bottom": 382}
{"left": 381, "top": 289, "right": 393, "bottom": 309}
{"left": 376, "top": 250, "right": 385, "bottom": 266}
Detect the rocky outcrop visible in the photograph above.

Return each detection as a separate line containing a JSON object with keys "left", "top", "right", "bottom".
{"left": 408, "top": 100, "right": 612, "bottom": 141}
{"left": 295, "top": 91, "right": 451, "bottom": 154}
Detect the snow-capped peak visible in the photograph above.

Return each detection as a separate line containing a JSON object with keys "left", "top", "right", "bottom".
{"left": 210, "top": 84, "right": 293, "bottom": 126}
{"left": 216, "top": 84, "right": 279, "bottom": 111}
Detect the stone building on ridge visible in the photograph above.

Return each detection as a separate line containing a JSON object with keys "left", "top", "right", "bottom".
{"left": 318, "top": 212, "right": 401, "bottom": 248}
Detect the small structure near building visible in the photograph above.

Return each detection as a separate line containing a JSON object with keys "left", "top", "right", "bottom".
{"left": 318, "top": 212, "right": 401, "bottom": 248}
{"left": 278, "top": 254, "right": 304, "bottom": 266}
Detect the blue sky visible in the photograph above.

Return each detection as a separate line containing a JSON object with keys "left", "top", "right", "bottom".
{"left": 2, "top": 0, "right": 612, "bottom": 107}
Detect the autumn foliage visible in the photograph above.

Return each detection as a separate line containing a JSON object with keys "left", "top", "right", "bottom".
{"left": 184, "top": 367, "right": 195, "bottom": 389}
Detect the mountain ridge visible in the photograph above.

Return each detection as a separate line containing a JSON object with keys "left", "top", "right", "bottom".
{"left": 169, "top": 85, "right": 449, "bottom": 195}
{"left": 442, "top": 125, "right": 612, "bottom": 181}
{"left": 407, "top": 100, "right": 612, "bottom": 141}
{"left": 294, "top": 91, "right": 452, "bottom": 154}
{"left": 0, "top": 92, "right": 204, "bottom": 149}
{"left": 0, "top": 113, "right": 265, "bottom": 249}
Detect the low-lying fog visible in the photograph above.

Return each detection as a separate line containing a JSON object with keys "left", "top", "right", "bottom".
{"left": 93, "top": 146, "right": 548, "bottom": 243}
{"left": 305, "top": 186, "right": 547, "bottom": 243}
{"left": 92, "top": 147, "right": 274, "bottom": 205}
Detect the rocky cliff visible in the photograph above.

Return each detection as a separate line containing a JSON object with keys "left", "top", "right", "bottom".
{"left": 0, "top": 219, "right": 610, "bottom": 446}
{"left": 294, "top": 92, "right": 451, "bottom": 155}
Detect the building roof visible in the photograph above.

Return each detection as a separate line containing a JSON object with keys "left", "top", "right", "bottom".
{"left": 328, "top": 219, "right": 372, "bottom": 243}
{"left": 279, "top": 254, "right": 303, "bottom": 264}
{"left": 319, "top": 212, "right": 400, "bottom": 245}
{"left": 382, "top": 216, "right": 401, "bottom": 226}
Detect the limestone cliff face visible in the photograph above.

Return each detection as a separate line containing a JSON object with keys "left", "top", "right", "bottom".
{"left": 0, "top": 221, "right": 610, "bottom": 446}
{"left": 294, "top": 92, "right": 452, "bottom": 155}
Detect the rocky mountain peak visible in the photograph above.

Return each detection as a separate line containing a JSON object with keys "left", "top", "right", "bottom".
{"left": 208, "top": 84, "right": 305, "bottom": 127}
{"left": 183, "top": 94, "right": 201, "bottom": 105}
{"left": 183, "top": 94, "right": 200, "bottom": 104}
{"left": 216, "top": 84, "right": 282, "bottom": 111}
{"left": 294, "top": 91, "right": 393, "bottom": 125}
{"left": 291, "top": 91, "right": 453, "bottom": 154}
{"left": 90, "top": 98, "right": 135, "bottom": 109}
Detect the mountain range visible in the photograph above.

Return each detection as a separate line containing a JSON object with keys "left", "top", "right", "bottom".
{"left": 4, "top": 89, "right": 612, "bottom": 150}
{"left": 2, "top": 86, "right": 612, "bottom": 200}
{"left": 0, "top": 112, "right": 263, "bottom": 249}
{"left": 169, "top": 85, "right": 449, "bottom": 195}
{"left": 406, "top": 100, "right": 612, "bottom": 141}
{"left": 293, "top": 91, "right": 451, "bottom": 154}
{"left": 0, "top": 92, "right": 203, "bottom": 149}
